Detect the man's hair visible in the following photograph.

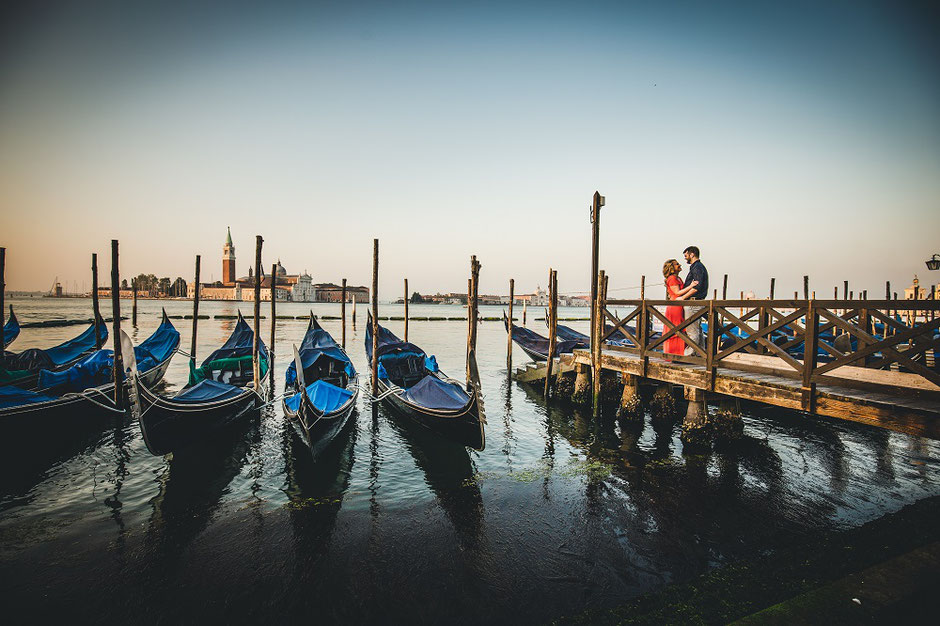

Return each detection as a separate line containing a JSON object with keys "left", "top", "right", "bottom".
{"left": 684, "top": 245, "right": 700, "bottom": 257}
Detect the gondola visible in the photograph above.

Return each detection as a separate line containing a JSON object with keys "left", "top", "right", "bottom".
{"left": 503, "top": 312, "right": 581, "bottom": 362}
{"left": 366, "top": 314, "right": 484, "bottom": 450}
{"left": 0, "top": 311, "right": 180, "bottom": 458}
{"left": 132, "top": 312, "right": 266, "bottom": 456}
{"left": 283, "top": 315, "right": 359, "bottom": 457}
{"left": 1, "top": 315, "right": 108, "bottom": 389}
{"left": 3, "top": 306, "right": 19, "bottom": 349}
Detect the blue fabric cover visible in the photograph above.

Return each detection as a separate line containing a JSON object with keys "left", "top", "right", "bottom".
{"left": 424, "top": 355, "right": 439, "bottom": 373}
{"left": 38, "top": 317, "right": 179, "bottom": 393}
{"left": 377, "top": 362, "right": 388, "bottom": 380}
{"left": 173, "top": 379, "right": 246, "bottom": 403}
{"left": 201, "top": 315, "right": 268, "bottom": 365}
{"left": 43, "top": 320, "right": 109, "bottom": 366}
{"left": 284, "top": 379, "right": 353, "bottom": 414}
{"left": 3, "top": 311, "right": 19, "bottom": 348}
{"left": 402, "top": 375, "right": 470, "bottom": 411}
{"left": 285, "top": 323, "right": 355, "bottom": 387}
{"left": 0, "top": 385, "right": 60, "bottom": 409}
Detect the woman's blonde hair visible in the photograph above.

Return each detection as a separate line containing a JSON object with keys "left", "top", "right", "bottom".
{"left": 662, "top": 259, "right": 680, "bottom": 278}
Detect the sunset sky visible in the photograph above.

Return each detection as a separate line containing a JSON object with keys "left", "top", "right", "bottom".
{"left": 2, "top": 1, "right": 938, "bottom": 299}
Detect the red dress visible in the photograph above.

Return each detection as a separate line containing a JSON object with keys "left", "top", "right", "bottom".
{"left": 664, "top": 275, "right": 686, "bottom": 356}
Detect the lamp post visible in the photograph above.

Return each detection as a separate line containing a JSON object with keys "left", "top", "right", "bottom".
{"left": 926, "top": 254, "right": 940, "bottom": 271}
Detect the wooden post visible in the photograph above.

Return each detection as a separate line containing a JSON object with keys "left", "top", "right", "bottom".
{"left": 270, "top": 262, "right": 277, "bottom": 398}
{"left": 92, "top": 253, "right": 102, "bottom": 349}
{"left": 544, "top": 269, "right": 557, "bottom": 399}
{"left": 0, "top": 248, "right": 4, "bottom": 371}
{"left": 468, "top": 256, "right": 481, "bottom": 382}
{"left": 884, "top": 281, "right": 891, "bottom": 339}
{"left": 191, "top": 255, "right": 201, "bottom": 370}
{"left": 351, "top": 288, "right": 357, "bottom": 330}
{"left": 403, "top": 278, "right": 409, "bottom": 343}
{"left": 843, "top": 281, "right": 849, "bottom": 300}
{"left": 722, "top": 274, "right": 728, "bottom": 299}
{"left": 110, "top": 240, "right": 124, "bottom": 409}
{"left": 132, "top": 278, "right": 138, "bottom": 326}
{"left": 803, "top": 275, "right": 809, "bottom": 300}
{"left": 640, "top": 275, "right": 645, "bottom": 301}
{"left": 769, "top": 278, "right": 776, "bottom": 299}
{"left": 253, "top": 236, "right": 263, "bottom": 390}
{"left": 590, "top": 191, "right": 602, "bottom": 353}
{"left": 507, "top": 278, "right": 514, "bottom": 368}
{"left": 706, "top": 299, "right": 717, "bottom": 391}
{"left": 467, "top": 277, "right": 473, "bottom": 364}
{"left": 523, "top": 298, "right": 527, "bottom": 326}
{"left": 371, "top": 239, "right": 379, "bottom": 395}
{"left": 801, "top": 299, "right": 818, "bottom": 413}
{"left": 592, "top": 270, "right": 606, "bottom": 418}
{"left": 341, "top": 278, "right": 347, "bottom": 349}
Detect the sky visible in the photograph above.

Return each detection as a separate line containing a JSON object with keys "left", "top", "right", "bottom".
{"left": 2, "top": 0, "right": 939, "bottom": 299}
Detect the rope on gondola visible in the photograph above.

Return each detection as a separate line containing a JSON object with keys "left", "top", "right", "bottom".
{"left": 257, "top": 392, "right": 288, "bottom": 409}
{"left": 62, "top": 387, "right": 126, "bottom": 414}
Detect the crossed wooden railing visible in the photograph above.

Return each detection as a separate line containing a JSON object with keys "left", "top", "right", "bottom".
{"left": 598, "top": 298, "right": 940, "bottom": 411}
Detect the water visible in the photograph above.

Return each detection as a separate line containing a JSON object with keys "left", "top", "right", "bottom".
{"left": 1, "top": 297, "right": 939, "bottom": 622}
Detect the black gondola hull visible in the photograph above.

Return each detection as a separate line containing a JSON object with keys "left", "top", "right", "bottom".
{"left": 374, "top": 376, "right": 484, "bottom": 451}
{"left": 283, "top": 390, "right": 357, "bottom": 459}
{"left": 136, "top": 382, "right": 259, "bottom": 456}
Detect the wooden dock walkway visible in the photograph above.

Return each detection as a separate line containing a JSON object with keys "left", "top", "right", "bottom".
{"left": 514, "top": 296, "right": 940, "bottom": 440}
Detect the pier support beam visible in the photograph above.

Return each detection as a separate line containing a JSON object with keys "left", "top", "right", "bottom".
{"left": 571, "top": 363, "right": 591, "bottom": 405}
{"left": 680, "top": 386, "right": 709, "bottom": 449}
{"left": 617, "top": 373, "right": 642, "bottom": 421}
{"left": 650, "top": 383, "right": 678, "bottom": 421}
{"left": 712, "top": 395, "right": 744, "bottom": 444}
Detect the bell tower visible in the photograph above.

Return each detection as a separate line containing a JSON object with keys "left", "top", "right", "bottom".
{"left": 223, "top": 227, "right": 236, "bottom": 285}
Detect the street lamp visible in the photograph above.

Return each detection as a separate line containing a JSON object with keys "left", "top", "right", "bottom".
{"left": 926, "top": 254, "right": 940, "bottom": 271}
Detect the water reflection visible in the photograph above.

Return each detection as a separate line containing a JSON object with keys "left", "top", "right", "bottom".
{"left": 145, "top": 418, "right": 255, "bottom": 563}
{"left": 383, "top": 405, "right": 485, "bottom": 552}
{"left": 283, "top": 411, "right": 357, "bottom": 577}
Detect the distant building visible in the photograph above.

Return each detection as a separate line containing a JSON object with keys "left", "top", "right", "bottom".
{"left": 222, "top": 226, "right": 236, "bottom": 285}
{"left": 314, "top": 283, "right": 369, "bottom": 303}
{"left": 904, "top": 275, "right": 929, "bottom": 300}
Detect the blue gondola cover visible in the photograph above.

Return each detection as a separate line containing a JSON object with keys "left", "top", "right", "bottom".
{"left": 0, "top": 385, "right": 60, "bottom": 409}
{"left": 38, "top": 317, "right": 179, "bottom": 393}
{"left": 173, "top": 379, "right": 246, "bottom": 403}
{"left": 285, "top": 325, "right": 355, "bottom": 387}
{"left": 284, "top": 379, "right": 353, "bottom": 414}
{"left": 402, "top": 375, "right": 470, "bottom": 410}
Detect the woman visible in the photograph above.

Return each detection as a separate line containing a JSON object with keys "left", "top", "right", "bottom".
{"left": 662, "top": 259, "right": 699, "bottom": 358}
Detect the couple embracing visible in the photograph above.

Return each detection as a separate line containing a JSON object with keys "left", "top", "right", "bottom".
{"left": 662, "top": 246, "right": 708, "bottom": 357}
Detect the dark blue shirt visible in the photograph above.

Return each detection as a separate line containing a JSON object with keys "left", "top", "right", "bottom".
{"left": 683, "top": 260, "right": 708, "bottom": 300}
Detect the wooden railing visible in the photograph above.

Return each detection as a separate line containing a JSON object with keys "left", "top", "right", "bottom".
{"left": 599, "top": 298, "right": 940, "bottom": 411}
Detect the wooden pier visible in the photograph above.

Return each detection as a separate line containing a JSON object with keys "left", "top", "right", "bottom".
{"left": 516, "top": 297, "right": 940, "bottom": 439}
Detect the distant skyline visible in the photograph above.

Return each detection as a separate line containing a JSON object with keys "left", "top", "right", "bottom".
{"left": 2, "top": 1, "right": 938, "bottom": 299}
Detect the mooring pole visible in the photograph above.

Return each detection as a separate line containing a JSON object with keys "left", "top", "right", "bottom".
{"left": 92, "top": 253, "right": 102, "bottom": 349}
{"left": 404, "top": 278, "right": 409, "bottom": 343}
{"left": 592, "top": 270, "right": 606, "bottom": 418}
{"left": 110, "top": 240, "right": 124, "bottom": 409}
{"left": 523, "top": 298, "right": 527, "bottom": 327}
{"left": 590, "top": 191, "right": 603, "bottom": 352}
{"left": 544, "top": 269, "right": 557, "bottom": 399}
{"left": 132, "top": 278, "right": 138, "bottom": 326}
{"left": 507, "top": 278, "right": 514, "bottom": 369}
{"left": 191, "top": 255, "right": 200, "bottom": 370}
{"left": 341, "top": 278, "right": 347, "bottom": 349}
{"left": 253, "top": 236, "right": 263, "bottom": 390}
{"left": 803, "top": 275, "right": 809, "bottom": 300}
{"left": 371, "top": 239, "right": 379, "bottom": 396}
{"left": 769, "top": 278, "right": 776, "bottom": 299}
{"left": 352, "top": 289, "right": 357, "bottom": 330}
{"left": 722, "top": 274, "right": 728, "bottom": 300}
{"left": 467, "top": 256, "right": 481, "bottom": 383}
{"left": 270, "top": 263, "right": 277, "bottom": 399}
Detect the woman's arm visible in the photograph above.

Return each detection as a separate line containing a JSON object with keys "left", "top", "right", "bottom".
{"left": 670, "top": 281, "right": 698, "bottom": 300}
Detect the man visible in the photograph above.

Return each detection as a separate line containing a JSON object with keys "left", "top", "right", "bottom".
{"left": 682, "top": 246, "right": 709, "bottom": 351}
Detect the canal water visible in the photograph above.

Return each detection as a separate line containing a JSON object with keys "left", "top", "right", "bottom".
{"left": 1, "top": 297, "right": 939, "bottom": 623}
